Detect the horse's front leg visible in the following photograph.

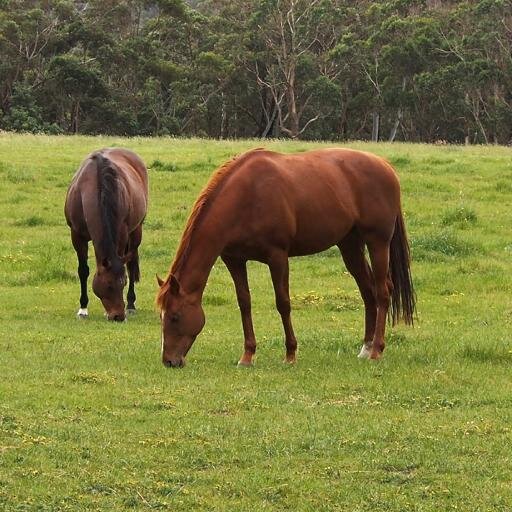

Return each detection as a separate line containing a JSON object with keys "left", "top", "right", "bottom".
{"left": 71, "top": 230, "right": 89, "bottom": 318}
{"left": 268, "top": 250, "right": 297, "bottom": 363}
{"left": 222, "top": 256, "right": 257, "bottom": 366}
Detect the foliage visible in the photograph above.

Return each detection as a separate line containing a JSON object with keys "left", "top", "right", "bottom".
{"left": 1, "top": 1, "right": 512, "bottom": 142}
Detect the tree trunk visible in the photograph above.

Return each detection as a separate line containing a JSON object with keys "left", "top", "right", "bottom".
{"left": 220, "top": 93, "right": 227, "bottom": 139}
{"left": 371, "top": 112, "right": 380, "bottom": 142}
{"left": 389, "top": 77, "right": 406, "bottom": 142}
{"left": 389, "top": 108, "right": 402, "bottom": 142}
{"left": 287, "top": 75, "right": 300, "bottom": 139}
{"left": 261, "top": 104, "right": 277, "bottom": 138}
{"left": 72, "top": 101, "right": 80, "bottom": 134}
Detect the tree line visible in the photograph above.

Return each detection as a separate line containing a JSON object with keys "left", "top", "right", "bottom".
{"left": 1, "top": 0, "right": 511, "bottom": 143}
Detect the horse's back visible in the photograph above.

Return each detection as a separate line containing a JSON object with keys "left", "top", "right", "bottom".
{"left": 274, "top": 148, "right": 399, "bottom": 199}
{"left": 287, "top": 148, "right": 401, "bottom": 227}
{"left": 224, "top": 148, "right": 401, "bottom": 256}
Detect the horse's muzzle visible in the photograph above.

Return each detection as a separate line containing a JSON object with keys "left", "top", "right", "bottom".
{"left": 163, "top": 357, "right": 185, "bottom": 368}
{"left": 108, "top": 313, "right": 126, "bottom": 322}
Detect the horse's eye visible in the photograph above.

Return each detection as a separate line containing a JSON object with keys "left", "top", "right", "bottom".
{"left": 171, "top": 313, "right": 180, "bottom": 323}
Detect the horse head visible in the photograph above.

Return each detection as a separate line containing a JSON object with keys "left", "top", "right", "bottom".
{"left": 93, "top": 256, "right": 127, "bottom": 321}
{"left": 157, "top": 274, "right": 205, "bottom": 367}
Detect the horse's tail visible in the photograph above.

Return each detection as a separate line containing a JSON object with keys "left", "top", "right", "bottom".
{"left": 93, "top": 153, "right": 121, "bottom": 270}
{"left": 389, "top": 209, "right": 416, "bottom": 325}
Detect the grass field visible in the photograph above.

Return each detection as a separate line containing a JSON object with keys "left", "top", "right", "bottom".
{"left": 1, "top": 134, "right": 512, "bottom": 511}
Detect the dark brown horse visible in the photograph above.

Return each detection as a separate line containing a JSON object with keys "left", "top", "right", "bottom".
{"left": 157, "top": 148, "right": 415, "bottom": 367}
{"left": 65, "top": 148, "right": 148, "bottom": 321}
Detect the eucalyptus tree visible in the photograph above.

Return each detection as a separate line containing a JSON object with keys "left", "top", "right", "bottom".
{"left": 1, "top": 0, "right": 511, "bottom": 142}
{"left": 246, "top": 0, "right": 342, "bottom": 139}
{"left": 0, "top": 0, "right": 76, "bottom": 131}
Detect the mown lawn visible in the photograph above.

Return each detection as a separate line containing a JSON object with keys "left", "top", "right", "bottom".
{"left": 1, "top": 134, "right": 512, "bottom": 511}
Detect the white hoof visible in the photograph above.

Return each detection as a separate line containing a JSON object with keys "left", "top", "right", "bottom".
{"left": 357, "top": 344, "right": 372, "bottom": 359}
{"left": 126, "top": 308, "right": 136, "bottom": 316}
{"left": 77, "top": 308, "right": 88, "bottom": 318}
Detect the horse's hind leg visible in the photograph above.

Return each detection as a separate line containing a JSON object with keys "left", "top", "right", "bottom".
{"left": 222, "top": 256, "right": 257, "bottom": 366}
{"left": 365, "top": 233, "right": 392, "bottom": 359}
{"left": 71, "top": 230, "right": 89, "bottom": 318}
{"left": 126, "top": 225, "right": 142, "bottom": 314}
{"left": 268, "top": 250, "right": 297, "bottom": 364}
{"left": 338, "top": 229, "right": 377, "bottom": 359}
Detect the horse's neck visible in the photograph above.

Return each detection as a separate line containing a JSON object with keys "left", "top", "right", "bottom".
{"left": 174, "top": 230, "right": 223, "bottom": 296}
{"left": 174, "top": 202, "right": 235, "bottom": 296}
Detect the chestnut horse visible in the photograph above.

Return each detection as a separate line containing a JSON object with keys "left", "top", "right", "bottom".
{"left": 65, "top": 148, "right": 148, "bottom": 321}
{"left": 157, "top": 148, "right": 415, "bottom": 367}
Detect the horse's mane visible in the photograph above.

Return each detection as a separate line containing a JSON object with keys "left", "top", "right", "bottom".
{"left": 156, "top": 148, "right": 265, "bottom": 309}
{"left": 94, "top": 152, "right": 123, "bottom": 274}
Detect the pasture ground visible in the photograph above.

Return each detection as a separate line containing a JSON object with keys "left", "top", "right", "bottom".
{"left": 1, "top": 134, "right": 512, "bottom": 511}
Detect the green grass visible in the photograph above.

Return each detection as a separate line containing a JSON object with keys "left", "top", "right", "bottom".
{"left": 1, "top": 134, "right": 512, "bottom": 511}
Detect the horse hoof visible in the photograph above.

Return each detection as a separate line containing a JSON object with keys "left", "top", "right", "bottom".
{"left": 76, "top": 308, "right": 88, "bottom": 319}
{"left": 237, "top": 360, "right": 254, "bottom": 368}
{"left": 126, "top": 308, "right": 136, "bottom": 316}
{"left": 370, "top": 351, "right": 383, "bottom": 360}
{"left": 357, "top": 344, "right": 371, "bottom": 359}
{"left": 284, "top": 356, "right": 296, "bottom": 364}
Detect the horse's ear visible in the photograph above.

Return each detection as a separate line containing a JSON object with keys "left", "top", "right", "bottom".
{"left": 169, "top": 274, "right": 181, "bottom": 295}
{"left": 156, "top": 274, "right": 164, "bottom": 287}
{"left": 102, "top": 258, "right": 111, "bottom": 270}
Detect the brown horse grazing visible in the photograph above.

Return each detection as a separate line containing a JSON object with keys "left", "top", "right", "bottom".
{"left": 65, "top": 148, "right": 148, "bottom": 321}
{"left": 157, "top": 148, "right": 415, "bottom": 367}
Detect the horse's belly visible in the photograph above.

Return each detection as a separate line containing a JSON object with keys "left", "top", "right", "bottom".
{"left": 289, "top": 232, "right": 347, "bottom": 257}
{"left": 289, "top": 214, "right": 353, "bottom": 256}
